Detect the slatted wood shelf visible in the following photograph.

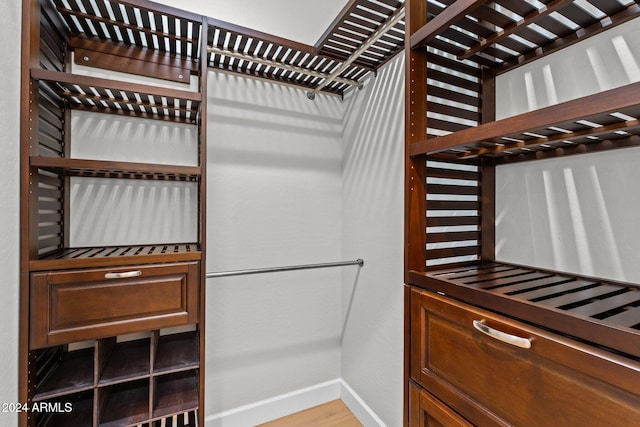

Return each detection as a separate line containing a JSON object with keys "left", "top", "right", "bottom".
{"left": 52, "top": 0, "right": 204, "bottom": 60}
{"left": 411, "top": 0, "right": 640, "bottom": 74}
{"left": 30, "top": 157, "right": 201, "bottom": 181}
{"left": 45, "top": 0, "right": 406, "bottom": 98}
{"left": 408, "top": 262, "right": 640, "bottom": 359}
{"left": 206, "top": 20, "right": 368, "bottom": 97}
{"left": 31, "top": 244, "right": 201, "bottom": 270}
{"left": 410, "top": 80, "right": 640, "bottom": 161}
{"left": 314, "top": 0, "right": 405, "bottom": 69}
{"left": 31, "top": 68, "right": 201, "bottom": 123}
{"left": 149, "top": 411, "right": 199, "bottom": 426}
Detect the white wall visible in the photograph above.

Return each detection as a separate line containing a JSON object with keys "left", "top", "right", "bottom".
{"left": 341, "top": 54, "right": 405, "bottom": 426}
{"left": 0, "top": 1, "right": 21, "bottom": 426}
{"left": 205, "top": 71, "right": 345, "bottom": 418}
{"left": 154, "top": 0, "right": 349, "bottom": 46}
{"left": 496, "top": 18, "right": 640, "bottom": 282}
{"left": 496, "top": 17, "right": 640, "bottom": 119}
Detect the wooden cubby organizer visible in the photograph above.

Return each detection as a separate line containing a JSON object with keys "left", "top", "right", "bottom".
{"left": 20, "top": 1, "right": 207, "bottom": 426}
{"left": 404, "top": 1, "right": 640, "bottom": 426}
{"left": 33, "top": 331, "right": 199, "bottom": 427}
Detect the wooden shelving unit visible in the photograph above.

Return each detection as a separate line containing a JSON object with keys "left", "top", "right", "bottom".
{"left": 404, "top": 0, "right": 640, "bottom": 356}
{"left": 21, "top": 1, "right": 207, "bottom": 426}
{"left": 404, "top": 1, "right": 640, "bottom": 425}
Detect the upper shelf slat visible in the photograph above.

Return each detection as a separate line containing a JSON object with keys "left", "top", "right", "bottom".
{"left": 53, "top": 0, "right": 204, "bottom": 60}
{"left": 31, "top": 244, "right": 201, "bottom": 270}
{"left": 31, "top": 68, "right": 201, "bottom": 123}
{"left": 30, "top": 157, "right": 201, "bottom": 181}
{"left": 410, "top": 80, "right": 640, "bottom": 158}
{"left": 410, "top": 0, "right": 489, "bottom": 49}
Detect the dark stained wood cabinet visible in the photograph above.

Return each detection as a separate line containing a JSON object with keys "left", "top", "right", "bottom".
{"left": 403, "top": 1, "right": 640, "bottom": 425}
{"left": 409, "top": 382, "right": 473, "bottom": 427}
{"left": 409, "top": 288, "right": 640, "bottom": 427}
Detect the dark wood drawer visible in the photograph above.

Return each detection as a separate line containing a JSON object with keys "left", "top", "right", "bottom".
{"left": 410, "top": 287, "right": 640, "bottom": 427}
{"left": 409, "top": 382, "right": 472, "bottom": 427}
{"left": 30, "top": 262, "right": 200, "bottom": 348}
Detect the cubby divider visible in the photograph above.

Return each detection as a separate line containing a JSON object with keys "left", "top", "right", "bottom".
{"left": 98, "top": 337, "right": 151, "bottom": 387}
{"left": 153, "top": 331, "right": 199, "bottom": 375}
{"left": 152, "top": 371, "right": 200, "bottom": 420}
{"left": 98, "top": 380, "right": 150, "bottom": 427}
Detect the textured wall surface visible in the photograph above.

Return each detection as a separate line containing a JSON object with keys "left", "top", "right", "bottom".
{"left": 496, "top": 18, "right": 640, "bottom": 282}
{"left": 205, "top": 70, "right": 345, "bottom": 415}
{"left": 341, "top": 53, "right": 405, "bottom": 427}
{"left": 0, "top": 2, "right": 21, "bottom": 426}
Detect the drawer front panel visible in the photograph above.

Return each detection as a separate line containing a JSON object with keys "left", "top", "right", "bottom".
{"left": 51, "top": 276, "right": 185, "bottom": 328}
{"left": 31, "top": 262, "right": 199, "bottom": 348}
{"left": 409, "top": 382, "right": 472, "bottom": 427}
{"left": 410, "top": 288, "right": 640, "bottom": 427}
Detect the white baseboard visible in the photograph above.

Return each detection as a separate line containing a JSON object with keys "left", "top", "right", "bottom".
{"left": 340, "top": 380, "right": 387, "bottom": 427}
{"left": 205, "top": 378, "right": 385, "bottom": 427}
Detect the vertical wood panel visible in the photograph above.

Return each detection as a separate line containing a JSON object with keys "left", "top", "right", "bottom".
{"left": 196, "top": 16, "right": 208, "bottom": 427}
{"left": 480, "top": 159, "right": 495, "bottom": 261}
{"left": 405, "top": 0, "right": 429, "bottom": 280}
{"left": 20, "top": 1, "right": 42, "bottom": 425}
{"left": 480, "top": 70, "right": 496, "bottom": 262}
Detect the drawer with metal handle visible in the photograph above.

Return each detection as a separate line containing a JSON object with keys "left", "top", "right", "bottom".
{"left": 30, "top": 262, "right": 199, "bottom": 348}
{"left": 409, "top": 287, "right": 640, "bottom": 427}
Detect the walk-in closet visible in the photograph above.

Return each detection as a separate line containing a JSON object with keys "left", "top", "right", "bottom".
{"left": 1, "top": 0, "right": 639, "bottom": 426}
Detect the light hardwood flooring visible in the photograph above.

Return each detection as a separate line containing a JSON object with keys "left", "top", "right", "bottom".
{"left": 257, "top": 399, "right": 363, "bottom": 427}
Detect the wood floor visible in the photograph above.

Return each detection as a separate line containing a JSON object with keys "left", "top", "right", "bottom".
{"left": 257, "top": 399, "right": 363, "bottom": 427}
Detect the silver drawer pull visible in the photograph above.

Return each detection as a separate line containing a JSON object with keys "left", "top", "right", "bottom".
{"left": 473, "top": 320, "right": 532, "bottom": 349}
{"left": 105, "top": 270, "right": 142, "bottom": 279}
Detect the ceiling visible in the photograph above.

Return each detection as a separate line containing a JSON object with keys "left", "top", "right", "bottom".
{"left": 151, "top": 0, "right": 351, "bottom": 46}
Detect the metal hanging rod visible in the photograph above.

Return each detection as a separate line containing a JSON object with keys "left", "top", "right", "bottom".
{"left": 307, "top": 6, "right": 406, "bottom": 100}
{"left": 206, "top": 258, "right": 364, "bottom": 279}
{"left": 206, "top": 46, "right": 362, "bottom": 88}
